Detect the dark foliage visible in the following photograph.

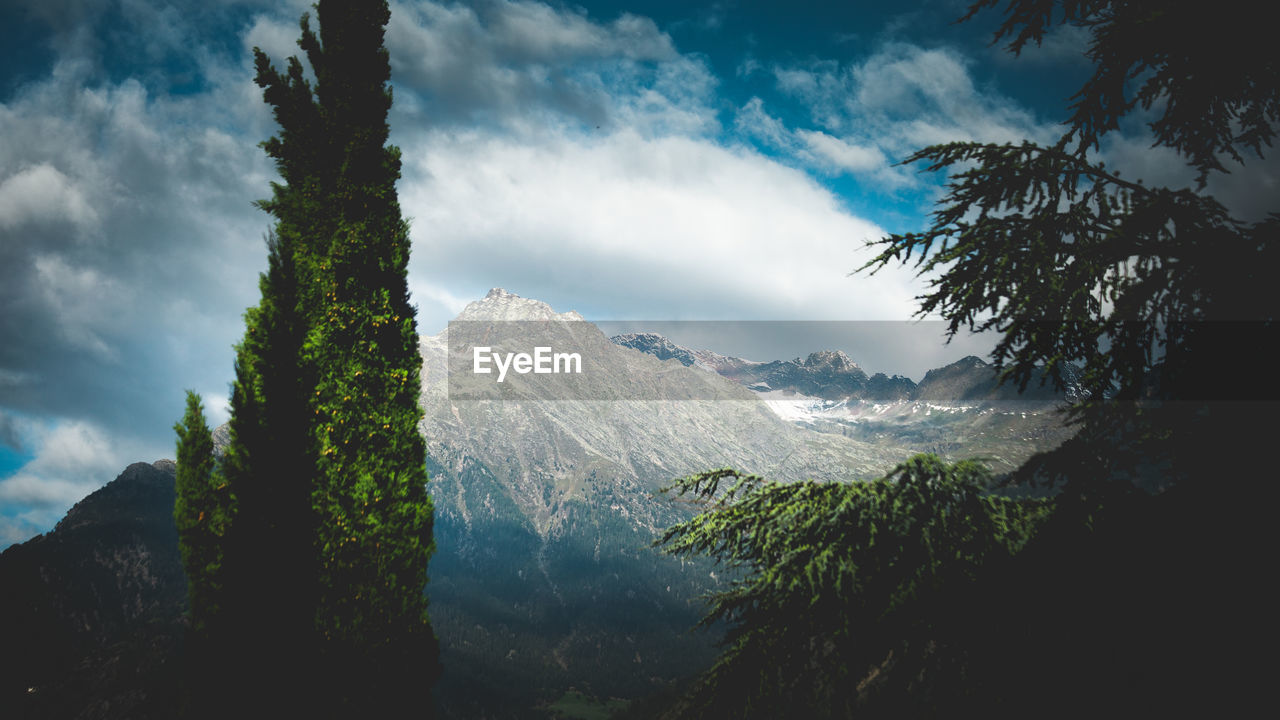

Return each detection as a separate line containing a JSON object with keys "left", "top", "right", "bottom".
{"left": 655, "top": 0, "right": 1277, "bottom": 715}
{"left": 962, "top": 0, "right": 1280, "bottom": 185}
{"left": 860, "top": 1, "right": 1280, "bottom": 492}
{"left": 654, "top": 456, "right": 1049, "bottom": 718}
{"left": 175, "top": 1, "right": 437, "bottom": 715}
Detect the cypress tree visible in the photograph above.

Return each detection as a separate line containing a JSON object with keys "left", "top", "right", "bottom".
{"left": 261, "top": 0, "right": 440, "bottom": 709}
{"left": 176, "top": 0, "right": 438, "bottom": 714}
{"left": 173, "top": 390, "right": 228, "bottom": 633}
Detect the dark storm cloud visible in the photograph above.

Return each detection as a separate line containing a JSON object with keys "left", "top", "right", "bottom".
{"left": 0, "top": 64, "right": 275, "bottom": 433}
{"left": 0, "top": 0, "right": 307, "bottom": 547}
{"left": 0, "top": 410, "right": 21, "bottom": 451}
{"left": 385, "top": 0, "right": 683, "bottom": 131}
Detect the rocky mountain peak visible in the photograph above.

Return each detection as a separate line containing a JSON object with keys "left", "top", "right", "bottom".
{"left": 456, "top": 288, "right": 586, "bottom": 323}
{"left": 53, "top": 461, "right": 177, "bottom": 535}
{"left": 802, "top": 349, "right": 858, "bottom": 372}
{"left": 610, "top": 332, "right": 698, "bottom": 366}
{"left": 912, "top": 354, "right": 1083, "bottom": 404}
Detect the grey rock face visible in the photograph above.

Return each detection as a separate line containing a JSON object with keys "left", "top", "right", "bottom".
{"left": 610, "top": 332, "right": 699, "bottom": 367}
{"left": 425, "top": 291, "right": 909, "bottom": 540}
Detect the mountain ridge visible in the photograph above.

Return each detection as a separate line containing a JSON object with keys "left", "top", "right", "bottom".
{"left": 610, "top": 331, "right": 1084, "bottom": 405}
{"left": 0, "top": 289, "right": 1082, "bottom": 719}
{"left": 0, "top": 461, "right": 186, "bottom": 719}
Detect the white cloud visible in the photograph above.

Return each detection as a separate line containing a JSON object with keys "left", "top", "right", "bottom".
{"left": 727, "top": 42, "right": 1065, "bottom": 197}
{"left": 0, "top": 409, "right": 22, "bottom": 451}
{"left": 11, "top": 419, "right": 117, "bottom": 481}
{"left": 733, "top": 96, "right": 791, "bottom": 148}
{"left": 733, "top": 97, "right": 905, "bottom": 187}
{"left": 243, "top": 13, "right": 309, "bottom": 73}
{"left": 0, "top": 415, "right": 168, "bottom": 546}
{"left": 757, "top": 42, "right": 1060, "bottom": 183}
{"left": 488, "top": 2, "right": 674, "bottom": 61}
{"left": 408, "top": 279, "right": 471, "bottom": 325}
{"left": 385, "top": 0, "right": 708, "bottom": 134}
{"left": 850, "top": 46, "right": 977, "bottom": 121}
{"left": 0, "top": 473, "right": 98, "bottom": 508}
{"left": 795, "top": 130, "right": 886, "bottom": 174}
{"left": 0, "top": 370, "right": 33, "bottom": 392}
{"left": 0, "top": 53, "right": 273, "bottom": 428}
{"left": 0, "top": 163, "right": 98, "bottom": 231}
{"left": 401, "top": 127, "right": 926, "bottom": 333}
{"left": 1, "top": 513, "right": 51, "bottom": 547}
{"left": 0, "top": 420, "right": 129, "bottom": 509}
{"left": 32, "top": 254, "right": 130, "bottom": 360}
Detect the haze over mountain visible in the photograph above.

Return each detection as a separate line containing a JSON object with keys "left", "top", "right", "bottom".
{"left": 1, "top": 289, "right": 1079, "bottom": 719}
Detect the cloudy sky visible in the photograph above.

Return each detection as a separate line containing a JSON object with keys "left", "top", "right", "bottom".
{"left": 1, "top": 0, "right": 1271, "bottom": 547}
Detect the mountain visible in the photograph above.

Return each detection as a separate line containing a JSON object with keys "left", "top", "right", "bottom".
{"left": 610, "top": 333, "right": 1081, "bottom": 475}
{"left": 1, "top": 290, "right": 1081, "bottom": 720}
{"left": 0, "top": 461, "right": 186, "bottom": 720}
{"left": 912, "top": 355, "right": 1086, "bottom": 404}
{"left": 608, "top": 332, "right": 699, "bottom": 368}
{"left": 430, "top": 290, "right": 906, "bottom": 529}
{"left": 611, "top": 335, "right": 1084, "bottom": 406}
{"left": 611, "top": 333, "right": 915, "bottom": 402}
{"left": 421, "top": 289, "right": 915, "bottom": 717}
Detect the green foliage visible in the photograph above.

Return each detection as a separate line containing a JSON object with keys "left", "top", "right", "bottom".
{"left": 654, "top": 456, "right": 1049, "bottom": 718}
{"left": 173, "top": 391, "right": 230, "bottom": 632}
{"left": 248, "top": 1, "right": 437, "bottom": 664}
{"left": 175, "top": 1, "right": 437, "bottom": 714}
{"left": 548, "top": 689, "right": 630, "bottom": 719}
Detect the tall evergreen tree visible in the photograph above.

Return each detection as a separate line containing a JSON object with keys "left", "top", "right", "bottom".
{"left": 262, "top": 1, "right": 440, "bottom": 708}
{"left": 173, "top": 390, "right": 228, "bottom": 634}
{"left": 176, "top": 1, "right": 437, "bottom": 714}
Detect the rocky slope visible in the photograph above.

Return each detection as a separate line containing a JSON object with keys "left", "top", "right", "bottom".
{"left": 428, "top": 290, "right": 909, "bottom": 538}
{"left": 421, "top": 289, "right": 916, "bottom": 716}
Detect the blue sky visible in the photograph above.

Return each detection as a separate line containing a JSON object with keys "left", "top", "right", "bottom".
{"left": 2, "top": 0, "right": 1266, "bottom": 547}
